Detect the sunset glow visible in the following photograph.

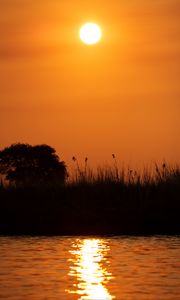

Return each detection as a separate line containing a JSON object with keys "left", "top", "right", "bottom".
{"left": 0, "top": 0, "right": 180, "bottom": 168}
{"left": 0, "top": 1, "right": 180, "bottom": 298}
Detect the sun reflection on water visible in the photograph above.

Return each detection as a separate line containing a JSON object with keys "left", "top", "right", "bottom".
{"left": 67, "top": 239, "right": 115, "bottom": 300}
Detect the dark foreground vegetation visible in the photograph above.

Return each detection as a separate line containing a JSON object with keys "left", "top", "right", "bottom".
{"left": 0, "top": 151, "right": 180, "bottom": 236}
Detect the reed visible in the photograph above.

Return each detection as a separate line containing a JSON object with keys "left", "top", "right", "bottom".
{"left": 69, "top": 161, "right": 180, "bottom": 186}
{"left": 0, "top": 162, "right": 179, "bottom": 235}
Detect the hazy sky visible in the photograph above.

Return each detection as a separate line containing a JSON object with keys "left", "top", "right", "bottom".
{"left": 0, "top": 0, "right": 180, "bottom": 168}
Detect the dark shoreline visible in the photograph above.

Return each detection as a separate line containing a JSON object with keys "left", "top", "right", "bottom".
{"left": 0, "top": 180, "right": 179, "bottom": 236}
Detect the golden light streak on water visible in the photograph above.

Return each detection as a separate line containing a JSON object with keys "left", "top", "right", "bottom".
{"left": 67, "top": 239, "right": 115, "bottom": 300}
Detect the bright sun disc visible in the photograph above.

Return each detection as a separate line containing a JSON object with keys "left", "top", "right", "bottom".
{"left": 80, "top": 23, "right": 102, "bottom": 45}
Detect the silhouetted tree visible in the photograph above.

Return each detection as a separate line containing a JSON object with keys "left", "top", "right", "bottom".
{"left": 0, "top": 143, "right": 67, "bottom": 187}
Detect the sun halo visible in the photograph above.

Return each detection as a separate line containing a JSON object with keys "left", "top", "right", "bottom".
{"left": 79, "top": 23, "right": 102, "bottom": 45}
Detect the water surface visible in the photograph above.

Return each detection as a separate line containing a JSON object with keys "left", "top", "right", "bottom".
{"left": 0, "top": 236, "right": 180, "bottom": 300}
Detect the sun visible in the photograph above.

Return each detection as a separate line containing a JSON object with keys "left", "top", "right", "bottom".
{"left": 80, "top": 23, "right": 102, "bottom": 45}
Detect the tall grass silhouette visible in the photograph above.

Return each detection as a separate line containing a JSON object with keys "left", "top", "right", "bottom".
{"left": 69, "top": 160, "right": 180, "bottom": 187}
{"left": 0, "top": 161, "right": 179, "bottom": 235}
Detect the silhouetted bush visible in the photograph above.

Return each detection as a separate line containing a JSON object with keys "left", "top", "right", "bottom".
{"left": 0, "top": 143, "right": 67, "bottom": 187}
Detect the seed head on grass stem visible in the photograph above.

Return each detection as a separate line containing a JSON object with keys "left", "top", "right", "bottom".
{"left": 112, "top": 153, "right": 119, "bottom": 181}
{"left": 72, "top": 156, "right": 81, "bottom": 181}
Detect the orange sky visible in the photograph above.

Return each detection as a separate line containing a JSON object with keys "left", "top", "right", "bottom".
{"left": 0, "top": 0, "right": 180, "bottom": 168}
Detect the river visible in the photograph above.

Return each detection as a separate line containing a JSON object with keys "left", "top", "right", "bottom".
{"left": 0, "top": 236, "right": 180, "bottom": 300}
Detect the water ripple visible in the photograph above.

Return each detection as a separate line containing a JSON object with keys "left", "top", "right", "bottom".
{"left": 0, "top": 236, "right": 180, "bottom": 300}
